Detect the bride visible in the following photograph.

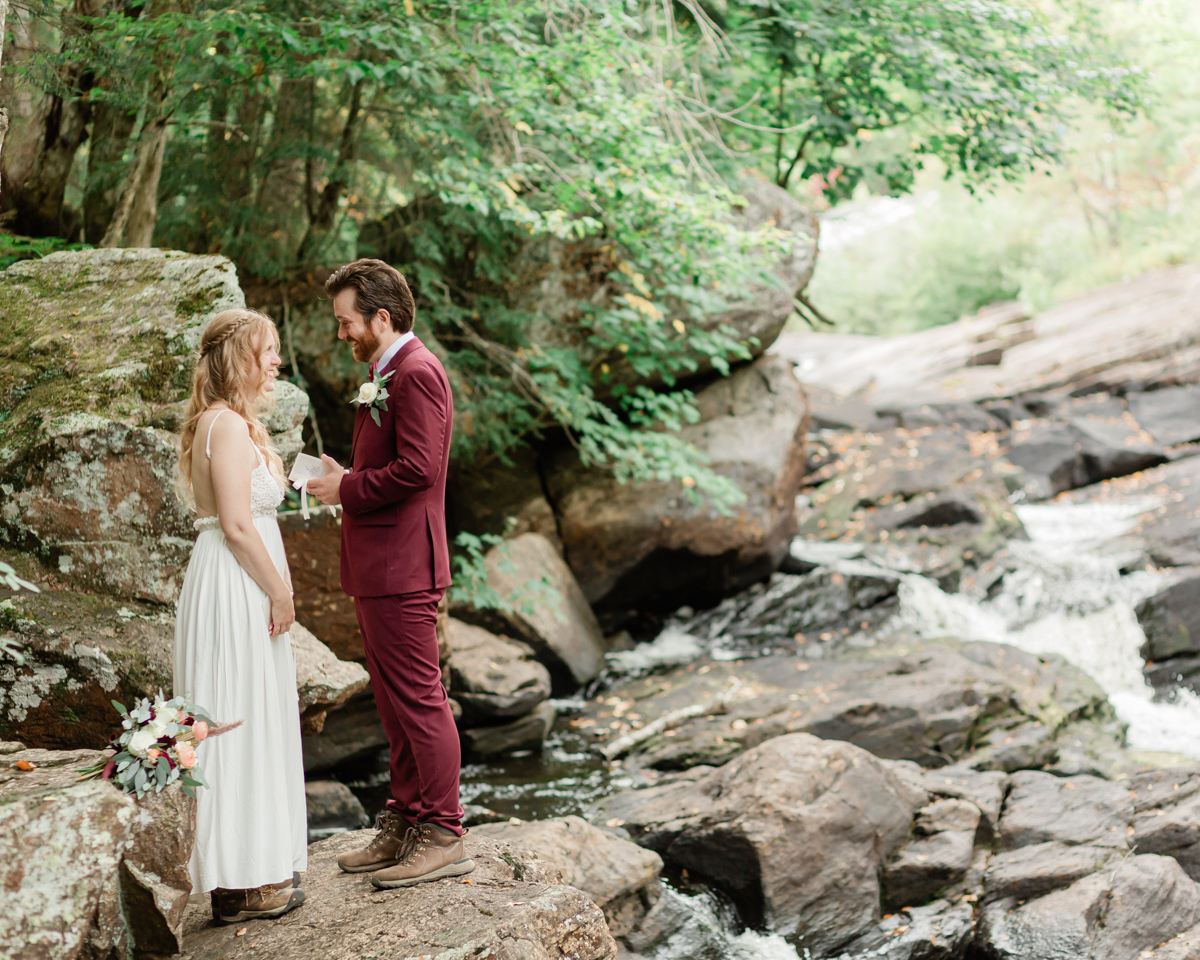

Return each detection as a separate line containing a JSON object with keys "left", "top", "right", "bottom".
{"left": 173, "top": 307, "right": 308, "bottom": 922}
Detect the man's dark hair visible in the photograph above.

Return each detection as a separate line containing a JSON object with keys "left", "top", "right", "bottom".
{"left": 325, "top": 259, "right": 416, "bottom": 333}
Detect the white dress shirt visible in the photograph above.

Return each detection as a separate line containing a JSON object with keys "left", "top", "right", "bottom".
{"left": 373, "top": 331, "right": 414, "bottom": 374}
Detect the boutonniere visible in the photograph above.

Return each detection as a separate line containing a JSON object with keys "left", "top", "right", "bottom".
{"left": 351, "top": 369, "right": 393, "bottom": 426}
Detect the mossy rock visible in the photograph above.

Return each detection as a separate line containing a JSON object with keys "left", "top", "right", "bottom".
{"left": 0, "top": 249, "right": 306, "bottom": 603}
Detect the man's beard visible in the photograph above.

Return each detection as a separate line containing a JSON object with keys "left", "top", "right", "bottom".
{"left": 350, "top": 328, "right": 381, "bottom": 364}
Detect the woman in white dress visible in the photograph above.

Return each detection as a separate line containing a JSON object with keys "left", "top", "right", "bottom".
{"left": 173, "top": 307, "right": 308, "bottom": 922}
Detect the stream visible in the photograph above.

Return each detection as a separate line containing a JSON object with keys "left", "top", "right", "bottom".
{"left": 324, "top": 498, "right": 1199, "bottom": 959}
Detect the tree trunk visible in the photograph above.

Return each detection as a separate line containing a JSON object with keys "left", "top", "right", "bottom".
{"left": 1, "top": 0, "right": 105, "bottom": 237}
{"left": 0, "top": 0, "right": 9, "bottom": 187}
{"left": 295, "top": 79, "right": 366, "bottom": 264}
{"left": 82, "top": 98, "right": 138, "bottom": 242}
{"left": 99, "top": 78, "right": 169, "bottom": 248}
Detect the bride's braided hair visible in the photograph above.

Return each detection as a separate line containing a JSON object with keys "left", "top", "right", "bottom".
{"left": 199, "top": 312, "right": 256, "bottom": 357}
{"left": 177, "top": 308, "right": 286, "bottom": 502}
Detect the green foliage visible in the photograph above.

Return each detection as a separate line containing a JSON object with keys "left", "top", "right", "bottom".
{"left": 0, "top": 235, "right": 91, "bottom": 271}
{"left": 9, "top": 0, "right": 1137, "bottom": 506}
{"left": 712, "top": 0, "right": 1143, "bottom": 195}
{"left": 807, "top": 1, "right": 1200, "bottom": 337}
{"left": 449, "top": 531, "right": 563, "bottom": 619}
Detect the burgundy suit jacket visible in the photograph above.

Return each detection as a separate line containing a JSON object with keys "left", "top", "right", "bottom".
{"left": 338, "top": 337, "right": 453, "bottom": 597}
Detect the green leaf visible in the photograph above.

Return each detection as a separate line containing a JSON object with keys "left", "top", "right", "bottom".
{"left": 111, "top": 700, "right": 129, "bottom": 717}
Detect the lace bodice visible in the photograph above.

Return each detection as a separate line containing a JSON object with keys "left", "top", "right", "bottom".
{"left": 193, "top": 410, "right": 284, "bottom": 531}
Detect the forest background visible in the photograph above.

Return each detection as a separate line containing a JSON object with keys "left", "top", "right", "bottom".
{"left": 0, "top": 0, "right": 1170, "bottom": 505}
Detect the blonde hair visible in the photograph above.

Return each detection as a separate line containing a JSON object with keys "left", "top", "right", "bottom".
{"left": 177, "top": 308, "right": 286, "bottom": 500}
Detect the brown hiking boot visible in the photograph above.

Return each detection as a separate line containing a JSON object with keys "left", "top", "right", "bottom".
{"left": 370, "top": 823, "right": 475, "bottom": 889}
{"left": 213, "top": 883, "right": 306, "bottom": 923}
{"left": 337, "top": 810, "right": 416, "bottom": 874}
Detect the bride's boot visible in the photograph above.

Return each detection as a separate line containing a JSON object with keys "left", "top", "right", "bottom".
{"left": 213, "top": 880, "right": 306, "bottom": 923}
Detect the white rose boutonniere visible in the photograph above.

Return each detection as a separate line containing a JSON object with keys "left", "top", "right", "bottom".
{"left": 351, "top": 369, "right": 394, "bottom": 427}
{"left": 357, "top": 381, "right": 379, "bottom": 405}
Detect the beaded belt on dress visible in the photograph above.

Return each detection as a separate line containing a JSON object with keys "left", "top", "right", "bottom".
{"left": 194, "top": 509, "right": 276, "bottom": 531}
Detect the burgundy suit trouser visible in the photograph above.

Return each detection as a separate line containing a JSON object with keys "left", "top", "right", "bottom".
{"left": 355, "top": 588, "right": 463, "bottom": 835}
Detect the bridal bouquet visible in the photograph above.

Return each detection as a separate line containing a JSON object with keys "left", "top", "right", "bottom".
{"left": 77, "top": 693, "right": 238, "bottom": 799}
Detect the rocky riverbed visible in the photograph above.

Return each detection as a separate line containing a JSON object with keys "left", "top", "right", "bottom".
{"left": 8, "top": 247, "right": 1200, "bottom": 959}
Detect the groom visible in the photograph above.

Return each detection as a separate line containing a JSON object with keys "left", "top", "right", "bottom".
{"left": 307, "top": 258, "right": 473, "bottom": 889}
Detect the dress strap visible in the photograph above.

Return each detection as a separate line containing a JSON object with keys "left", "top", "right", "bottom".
{"left": 204, "top": 409, "right": 233, "bottom": 460}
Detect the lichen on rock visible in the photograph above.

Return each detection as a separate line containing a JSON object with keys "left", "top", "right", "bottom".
{"left": 0, "top": 248, "right": 307, "bottom": 603}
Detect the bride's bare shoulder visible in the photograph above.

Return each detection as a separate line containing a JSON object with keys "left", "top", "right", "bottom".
{"left": 198, "top": 407, "right": 251, "bottom": 455}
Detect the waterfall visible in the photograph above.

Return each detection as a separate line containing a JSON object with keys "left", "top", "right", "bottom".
{"left": 895, "top": 499, "right": 1200, "bottom": 760}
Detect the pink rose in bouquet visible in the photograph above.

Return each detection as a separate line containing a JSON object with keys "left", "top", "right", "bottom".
{"left": 176, "top": 742, "right": 196, "bottom": 769}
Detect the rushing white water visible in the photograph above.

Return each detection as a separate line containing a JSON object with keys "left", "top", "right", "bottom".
{"left": 894, "top": 499, "right": 1200, "bottom": 760}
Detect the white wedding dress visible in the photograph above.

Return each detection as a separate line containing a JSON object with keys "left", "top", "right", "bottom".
{"left": 173, "top": 411, "right": 308, "bottom": 893}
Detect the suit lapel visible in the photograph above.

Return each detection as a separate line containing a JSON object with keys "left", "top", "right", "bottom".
{"left": 350, "top": 337, "right": 423, "bottom": 465}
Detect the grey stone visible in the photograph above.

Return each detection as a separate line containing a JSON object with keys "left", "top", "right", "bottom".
{"left": 473, "top": 816, "right": 662, "bottom": 937}
{"left": 444, "top": 617, "right": 552, "bottom": 724}
{"left": 1070, "top": 415, "right": 1167, "bottom": 483}
{"left": 883, "top": 829, "right": 976, "bottom": 909}
{"left": 0, "top": 746, "right": 196, "bottom": 959}
{"left": 580, "top": 646, "right": 1017, "bottom": 771}
{"left": 919, "top": 765, "right": 1010, "bottom": 839}
{"left": 593, "top": 733, "right": 927, "bottom": 958}
{"left": 966, "top": 721, "right": 1059, "bottom": 773}
{"left": 0, "top": 577, "right": 365, "bottom": 751}
{"left": 545, "top": 355, "right": 809, "bottom": 614}
{"left": 1130, "top": 766, "right": 1200, "bottom": 813}
{"left": 775, "top": 265, "right": 1200, "bottom": 412}
{"left": 461, "top": 700, "right": 556, "bottom": 757}
{"left": 983, "top": 842, "right": 1117, "bottom": 904}
{"left": 1005, "top": 424, "right": 1089, "bottom": 500}
{"left": 885, "top": 491, "right": 985, "bottom": 529}
{"left": 178, "top": 829, "right": 617, "bottom": 960}
{"left": 1139, "top": 577, "right": 1200, "bottom": 662}
{"left": 998, "top": 771, "right": 1134, "bottom": 850}
{"left": 304, "top": 780, "right": 369, "bottom": 832}
{"left": 1132, "top": 791, "right": 1200, "bottom": 880}
{"left": 978, "top": 854, "right": 1200, "bottom": 960}
{"left": 291, "top": 621, "right": 371, "bottom": 734}
{"left": 456, "top": 532, "right": 605, "bottom": 690}
{"left": 915, "top": 798, "right": 983, "bottom": 835}
{"left": 838, "top": 899, "right": 975, "bottom": 960}
{"left": 1129, "top": 386, "right": 1200, "bottom": 447}
{"left": 301, "top": 691, "right": 387, "bottom": 773}
{"left": 0, "top": 249, "right": 303, "bottom": 604}
{"left": 1147, "top": 921, "right": 1200, "bottom": 959}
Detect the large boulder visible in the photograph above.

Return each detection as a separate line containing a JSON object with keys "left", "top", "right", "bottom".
{"left": 773, "top": 265, "right": 1200, "bottom": 411}
{"left": 278, "top": 511, "right": 364, "bottom": 663}
{"left": 997, "top": 771, "right": 1134, "bottom": 851}
{"left": 581, "top": 645, "right": 1018, "bottom": 771}
{"left": 455, "top": 531, "right": 606, "bottom": 691}
{"left": 473, "top": 815, "right": 663, "bottom": 937}
{"left": 545, "top": 354, "right": 809, "bottom": 614}
{"left": 0, "top": 745, "right": 196, "bottom": 959}
{"left": 1139, "top": 577, "right": 1200, "bottom": 663}
{"left": 291, "top": 622, "right": 371, "bottom": 734}
{"left": 178, "top": 828, "right": 617, "bottom": 960}
{"left": 978, "top": 854, "right": 1200, "bottom": 960}
{"left": 444, "top": 617, "right": 551, "bottom": 724}
{"left": 0, "top": 248, "right": 306, "bottom": 604}
{"left": 593, "top": 732, "right": 927, "bottom": 958}
{"left": 0, "top": 555, "right": 367, "bottom": 749}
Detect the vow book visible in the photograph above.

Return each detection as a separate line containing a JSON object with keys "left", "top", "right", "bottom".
{"left": 288, "top": 453, "right": 338, "bottom": 519}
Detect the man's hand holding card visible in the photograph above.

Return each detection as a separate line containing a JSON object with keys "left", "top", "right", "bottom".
{"left": 289, "top": 453, "right": 346, "bottom": 516}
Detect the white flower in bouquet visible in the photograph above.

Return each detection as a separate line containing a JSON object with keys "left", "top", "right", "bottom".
{"left": 127, "top": 726, "right": 158, "bottom": 758}
{"left": 356, "top": 381, "right": 379, "bottom": 405}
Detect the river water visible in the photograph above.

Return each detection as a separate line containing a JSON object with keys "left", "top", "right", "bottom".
{"left": 331, "top": 497, "right": 1197, "bottom": 958}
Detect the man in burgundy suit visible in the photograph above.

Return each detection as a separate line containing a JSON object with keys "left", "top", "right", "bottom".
{"left": 307, "top": 259, "right": 473, "bottom": 889}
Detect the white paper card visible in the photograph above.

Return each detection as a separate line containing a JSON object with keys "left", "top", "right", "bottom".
{"left": 288, "top": 452, "right": 329, "bottom": 486}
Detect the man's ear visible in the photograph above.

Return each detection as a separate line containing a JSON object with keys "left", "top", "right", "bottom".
{"left": 373, "top": 308, "right": 392, "bottom": 333}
